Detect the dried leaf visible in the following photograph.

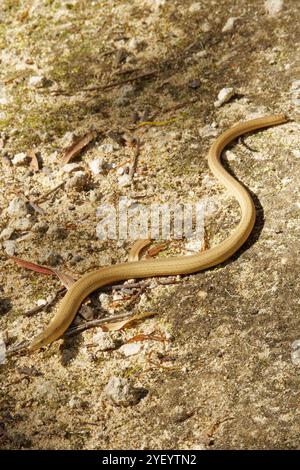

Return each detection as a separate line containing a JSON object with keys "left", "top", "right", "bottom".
{"left": 10, "top": 256, "right": 76, "bottom": 289}
{"left": 61, "top": 130, "right": 97, "bottom": 164}
{"left": 10, "top": 256, "right": 55, "bottom": 276}
{"left": 101, "top": 311, "right": 157, "bottom": 332}
{"left": 27, "top": 149, "right": 40, "bottom": 171}
{"left": 146, "top": 243, "right": 168, "bottom": 258}
{"left": 51, "top": 269, "right": 77, "bottom": 289}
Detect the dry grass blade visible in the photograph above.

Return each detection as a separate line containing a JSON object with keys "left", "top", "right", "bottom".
{"left": 51, "top": 269, "right": 77, "bottom": 289}
{"left": 61, "top": 130, "right": 97, "bottom": 164}
{"left": 101, "top": 310, "right": 157, "bottom": 332}
{"left": 65, "top": 311, "right": 157, "bottom": 337}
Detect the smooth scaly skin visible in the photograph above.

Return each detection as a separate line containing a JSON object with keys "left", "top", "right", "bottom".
{"left": 28, "top": 114, "right": 287, "bottom": 351}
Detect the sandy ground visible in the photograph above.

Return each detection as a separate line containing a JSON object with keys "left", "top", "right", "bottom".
{"left": 0, "top": 0, "right": 300, "bottom": 450}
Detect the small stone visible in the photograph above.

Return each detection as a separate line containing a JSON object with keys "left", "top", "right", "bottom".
{"left": 198, "top": 290, "right": 208, "bottom": 299}
{"left": 127, "top": 37, "right": 139, "bottom": 50}
{"left": 291, "top": 150, "right": 300, "bottom": 159}
{"left": 104, "top": 376, "right": 141, "bottom": 406}
{"left": 185, "top": 238, "right": 203, "bottom": 253}
{"left": 3, "top": 240, "right": 17, "bottom": 256}
{"left": 291, "top": 339, "right": 300, "bottom": 366}
{"left": 98, "top": 143, "right": 114, "bottom": 154}
{"left": 189, "top": 2, "right": 201, "bottom": 13}
{"left": 200, "top": 22, "right": 211, "bottom": 32}
{"left": 78, "top": 304, "right": 94, "bottom": 321}
{"left": 0, "top": 335, "right": 6, "bottom": 365}
{"left": 214, "top": 87, "right": 236, "bottom": 108}
{"left": 65, "top": 171, "right": 89, "bottom": 191}
{"left": 118, "top": 174, "right": 131, "bottom": 187}
{"left": 264, "top": 0, "right": 284, "bottom": 17}
{"left": 116, "top": 167, "right": 124, "bottom": 176}
{"left": 90, "top": 190, "right": 103, "bottom": 203}
{"left": 12, "top": 152, "right": 29, "bottom": 166}
{"left": 194, "top": 50, "right": 207, "bottom": 59}
{"left": 89, "top": 158, "right": 104, "bottom": 175}
{"left": 0, "top": 227, "right": 14, "bottom": 240}
{"left": 28, "top": 75, "right": 48, "bottom": 88}
{"left": 31, "top": 222, "right": 49, "bottom": 233}
{"left": 92, "top": 331, "right": 116, "bottom": 351}
{"left": 225, "top": 150, "right": 237, "bottom": 161}
{"left": 68, "top": 397, "right": 80, "bottom": 409}
{"left": 35, "top": 379, "right": 58, "bottom": 399}
{"left": 199, "top": 124, "right": 218, "bottom": 138}
{"left": 222, "top": 17, "right": 238, "bottom": 32}
{"left": 61, "top": 163, "right": 83, "bottom": 173}
{"left": 188, "top": 79, "right": 201, "bottom": 89}
{"left": 61, "top": 131, "right": 75, "bottom": 147}
{"left": 12, "top": 217, "right": 33, "bottom": 231}
{"left": 0, "top": 87, "right": 9, "bottom": 106}
{"left": 119, "top": 343, "right": 141, "bottom": 357}
{"left": 98, "top": 293, "right": 114, "bottom": 313}
{"left": 7, "top": 197, "right": 29, "bottom": 217}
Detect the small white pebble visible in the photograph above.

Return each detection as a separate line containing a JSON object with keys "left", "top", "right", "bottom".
{"left": 3, "top": 240, "right": 17, "bottom": 256}
{"left": 92, "top": 331, "right": 116, "bottom": 351}
{"left": 264, "top": 0, "right": 284, "bottom": 17}
{"left": 12, "top": 217, "right": 33, "bottom": 231}
{"left": 222, "top": 17, "right": 238, "bottom": 32}
{"left": 116, "top": 167, "right": 124, "bottom": 176}
{"left": 0, "top": 334, "right": 6, "bottom": 365}
{"left": 291, "top": 339, "right": 300, "bottom": 366}
{"left": 28, "top": 75, "right": 47, "bottom": 88}
{"left": 61, "top": 131, "right": 75, "bottom": 147}
{"left": 98, "top": 143, "right": 114, "bottom": 154}
{"left": 185, "top": 238, "right": 204, "bottom": 253}
{"left": 119, "top": 343, "right": 141, "bottom": 357}
{"left": 214, "top": 87, "right": 236, "bottom": 108}
{"left": 7, "top": 197, "right": 28, "bottom": 217}
{"left": 89, "top": 158, "right": 104, "bottom": 175}
{"left": 189, "top": 2, "right": 201, "bottom": 13}
{"left": 12, "top": 152, "right": 28, "bottom": 166}
{"left": 98, "top": 293, "right": 115, "bottom": 314}
{"left": 104, "top": 376, "right": 141, "bottom": 406}
{"left": 0, "top": 227, "right": 14, "bottom": 240}
{"left": 225, "top": 150, "right": 237, "bottom": 161}
{"left": 200, "top": 21, "right": 211, "bottom": 32}
{"left": 291, "top": 150, "right": 300, "bottom": 159}
{"left": 0, "top": 89, "right": 9, "bottom": 106}
{"left": 61, "top": 163, "right": 82, "bottom": 173}
{"left": 199, "top": 124, "right": 218, "bottom": 138}
{"left": 127, "top": 37, "right": 139, "bottom": 50}
{"left": 118, "top": 174, "right": 131, "bottom": 187}
{"left": 198, "top": 290, "right": 208, "bottom": 299}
